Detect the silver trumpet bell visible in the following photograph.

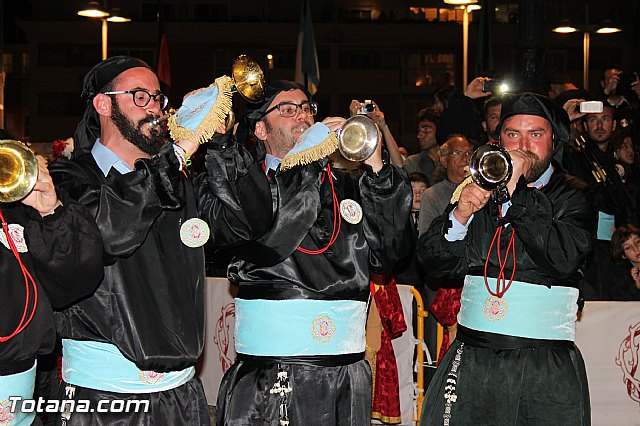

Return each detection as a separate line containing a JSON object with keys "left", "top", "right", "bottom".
{"left": 336, "top": 115, "right": 380, "bottom": 162}
{"left": 469, "top": 144, "right": 513, "bottom": 203}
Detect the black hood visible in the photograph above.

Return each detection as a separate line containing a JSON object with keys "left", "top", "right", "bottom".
{"left": 73, "top": 56, "right": 151, "bottom": 158}
{"left": 495, "top": 92, "right": 571, "bottom": 166}
{"left": 236, "top": 80, "right": 311, "bottom": 144}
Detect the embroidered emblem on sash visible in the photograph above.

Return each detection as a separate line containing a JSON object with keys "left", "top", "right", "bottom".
{"left": 180, "top": 218, "right": 210, "bottom": 248}
{"left": 0, "top": 398, "right": 17, "bottom": 424}
{"left": 483, "top": 295, "right": 508, "bottom": 321}
{"left": 139, "top": 371, "right": 164, "bottom": 385}
{"left": 0, "top": 223, "right": 28, "bottom": 253}
{"left": 339, "top": 199, "right": 362, "bottom": 224}
{"left": 311, "top": 316, "right": 336, "bottom": 343}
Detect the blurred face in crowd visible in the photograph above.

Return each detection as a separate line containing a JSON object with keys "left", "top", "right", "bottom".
{"left": 440, "top": 136, "right": 474, "bottom": 184}
{"left": 411, "top": 181, "right": 427, "bottom": 212}
{"left": 255, "top": 89, "right": 315, "bottom": 159}
{"left": 584, "top": 108, "right": 616, "bottom": 145}
{"left": 622, "top": 234, "right": 640, "bottom": 265}
{"left": 601, "top": 68, "right": 623, "bottom": 95}
{"left": 108, "top": 67, "right": 166, "bottom": 155}
{"left": 500, "top": 114, "right": 554, "bottom": 183}
{"left": 398, "top": 146, "right": 409, "bottom": 159}
{"left": 417, "top": 119, "right": 437, "bottom": 151}
{"left": 616, "top": 136, "right": 635, "bottom": 166}
{"left": 483, "top": 103, "right": 502, "bottom": 137}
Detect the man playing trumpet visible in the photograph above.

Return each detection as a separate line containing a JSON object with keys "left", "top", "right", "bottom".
{"left": 215, "top": 81, "right": 415, "bottom": 425}
{"left": 417, "top": 93, "right": 595, "bottom": 425}
{"left": 0, "top": 132, "right": 103, "bottom": 426}
{"left": 49, "top": 56, "right": 273, "bottom": 425}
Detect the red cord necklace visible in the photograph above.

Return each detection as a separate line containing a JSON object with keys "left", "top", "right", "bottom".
{"left": 482, "top": 205, "right": 516, "bottom": 321}
{"left": 297, "top": 163, "right": 342, "bottom": 255}
{"left": 0, "top": 209, "right": 39, "bottom": 342}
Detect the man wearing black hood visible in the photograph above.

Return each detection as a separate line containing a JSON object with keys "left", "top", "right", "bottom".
{"left": 216, "top": 81, "right": 415, "bottom": 425}
{"left": 417, "top": 93, "right": 595, "bottom": 425}
{"left": 49, "top": 56, "right": 272, "bottom": 424}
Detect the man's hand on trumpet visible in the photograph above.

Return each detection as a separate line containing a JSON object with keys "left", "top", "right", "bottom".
{"left": 22, "top": 156, "right": 62, "bottom": 217}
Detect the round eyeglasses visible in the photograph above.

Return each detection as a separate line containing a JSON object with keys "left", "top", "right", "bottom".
{"left": 262, "top": 101, "right": 318, "bottom": 118}
{"left": 102, "top": 89, "right": 169, "bottom": 110}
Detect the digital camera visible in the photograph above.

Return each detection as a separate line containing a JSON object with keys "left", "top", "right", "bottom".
{"left": 616, "top": 72, "right": 638, "bottom": 98}
{"left": 482, "top": 80, "right": 510, "bottom": 94}
{"left": 357, "top": 100, "right": 376, "bottom": 115}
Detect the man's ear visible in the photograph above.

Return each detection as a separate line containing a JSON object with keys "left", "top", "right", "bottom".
{"left": 254, "top": 120, "right": 267, "bottom": 141}
{"left": 613, "top": 119, "right": 617, "bottom": 132}
{"left": 93, "top": 94, "right": 112, "bottom": 117}
{"left": 439, "top": 153, "right": 447, "bottom": 168}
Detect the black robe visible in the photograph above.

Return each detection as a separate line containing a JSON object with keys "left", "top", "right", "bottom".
{"left": 418, "top": 168, "right": 595, "bottom": 288}
{"left": 217, "top": 158, "right": 414, "bottom": 426}
{"left": 49, "top": 142, "right": 272, "bottom": 373}
{"left": 228, "top": 158, "right": 415, "bottom": 303}
{"left": 417, "top": 167, "right": 596, "bottom": 426}
{"left": 1, "top": 198, "right": 103, "bottom": 375}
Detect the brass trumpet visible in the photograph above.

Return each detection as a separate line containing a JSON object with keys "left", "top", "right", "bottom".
{"left": 468, "top": 144, "right": 513, "bottom": 203}
{"left": 336, "top": 115, "right": 380, "bottom": 162}
{"left": 0, "top": 140, "right": 39, "bottom": 203}
{"left": 151, "top": 54, "right": 265, "bottom": 135}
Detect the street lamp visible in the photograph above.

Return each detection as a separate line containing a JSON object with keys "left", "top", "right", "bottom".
{"left": 552, "top": 6, "right": 620, "bottom": 91}
{"left": 444, "top": 0, "right": 481, "bottom": 89}
{"left": 78, "top": 2, "right": 131, "bottom": 60}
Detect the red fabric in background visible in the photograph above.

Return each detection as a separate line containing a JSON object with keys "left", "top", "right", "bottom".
{"left": 371, "top": 276, "right": 407, "bottom": 424}
{"left": 430, "top": 287, "right": 462, "bottom": 362}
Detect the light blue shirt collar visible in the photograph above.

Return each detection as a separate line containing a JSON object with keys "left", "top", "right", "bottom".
{"left": 91, "top": 139, "right": 133, "bottom": 177}
{"left": 264, "top": 153, "right": 281, "bottom": 175}
{"left": 530, "top": 164, "right": 553, "bottom": 189}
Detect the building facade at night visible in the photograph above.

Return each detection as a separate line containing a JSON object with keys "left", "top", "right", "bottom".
{"left": 2, "top": 0, "right": 638, "bottom": 152}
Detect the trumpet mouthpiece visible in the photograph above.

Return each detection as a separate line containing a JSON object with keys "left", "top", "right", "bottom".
{"left": 149, "top": 114, "right": 171, "bottom": 128}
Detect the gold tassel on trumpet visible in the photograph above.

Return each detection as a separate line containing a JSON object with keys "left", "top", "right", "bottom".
{"left": 167, "top": 75, "right": 234, "bottom": 145}
{"left": 280, "top": 133, "right": 338, "bottom": 171}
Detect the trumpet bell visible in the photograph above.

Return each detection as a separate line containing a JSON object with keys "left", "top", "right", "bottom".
{"left": 469, "top": 144, "right": 513, "bottom": 191}
{"left": 0, "top": 140, "right": 39, "bottom": 203}
{"left": 232, "top": 55, "right": 265, "bottom": 103}
{"left": 337, "top": 115, "right": 379, "bottom": 162}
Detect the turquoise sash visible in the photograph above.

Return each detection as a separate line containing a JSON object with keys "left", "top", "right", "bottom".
{"left": 62, "top": 340, "right": 195, "bottom": 394}
{"left": 235, "top": 298, "right": 367, "bottom": 356}
{"left": 0, "top": 361, "right": 36, "bottom": 426}
{"left": 458, "top": 276, "right": 578, "bottom": 341}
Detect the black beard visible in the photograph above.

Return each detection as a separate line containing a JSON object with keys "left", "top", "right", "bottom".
{"left": 527, "top": 150, "right": 553, "bottom": 183}
{"left": 111, "top": 100, "right": 166, "bottom": 155}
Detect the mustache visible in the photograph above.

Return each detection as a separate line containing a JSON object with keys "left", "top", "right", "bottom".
{"left": 138, "top": 114, "right": 159, "bottom": 127}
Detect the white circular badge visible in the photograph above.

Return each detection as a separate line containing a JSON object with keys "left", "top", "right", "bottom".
{"left": 0, "top": 223, "right": 28, "bottom": 253}
{"left": 339, "top": 199, "right": 363, "bottom": 225}
{"left": 180, "top": 218, "right": 210, "bottom": 248}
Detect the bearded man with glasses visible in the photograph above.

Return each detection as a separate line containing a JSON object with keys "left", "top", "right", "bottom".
{"left": 213, "top": 80, "right": 414, "bottom": 425}
{"left": 48, "top": 56, "right": 273, "bottom": 425}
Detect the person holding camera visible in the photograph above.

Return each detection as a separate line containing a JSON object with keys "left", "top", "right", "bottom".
{"left": 563, "top": 102, "right": 635, "bottom": 300}
{"left": 349, "top": 99, "right": 405, "bottom": 167}
{"left": 417, "top": 93, "right": 594, "bottom": 425}
{"left": 601, "top": 64, "right": 640, "bottom": 144}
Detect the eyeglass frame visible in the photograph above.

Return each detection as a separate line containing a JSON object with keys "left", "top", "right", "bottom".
{"left": 262, "top": 100, "right": 318, "bottom": 118}
{"left": 101, "top": 89, "right": 169, "bottom": 110}
{"left": 444, "top": 150, "right": 473, "bottom": 159}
